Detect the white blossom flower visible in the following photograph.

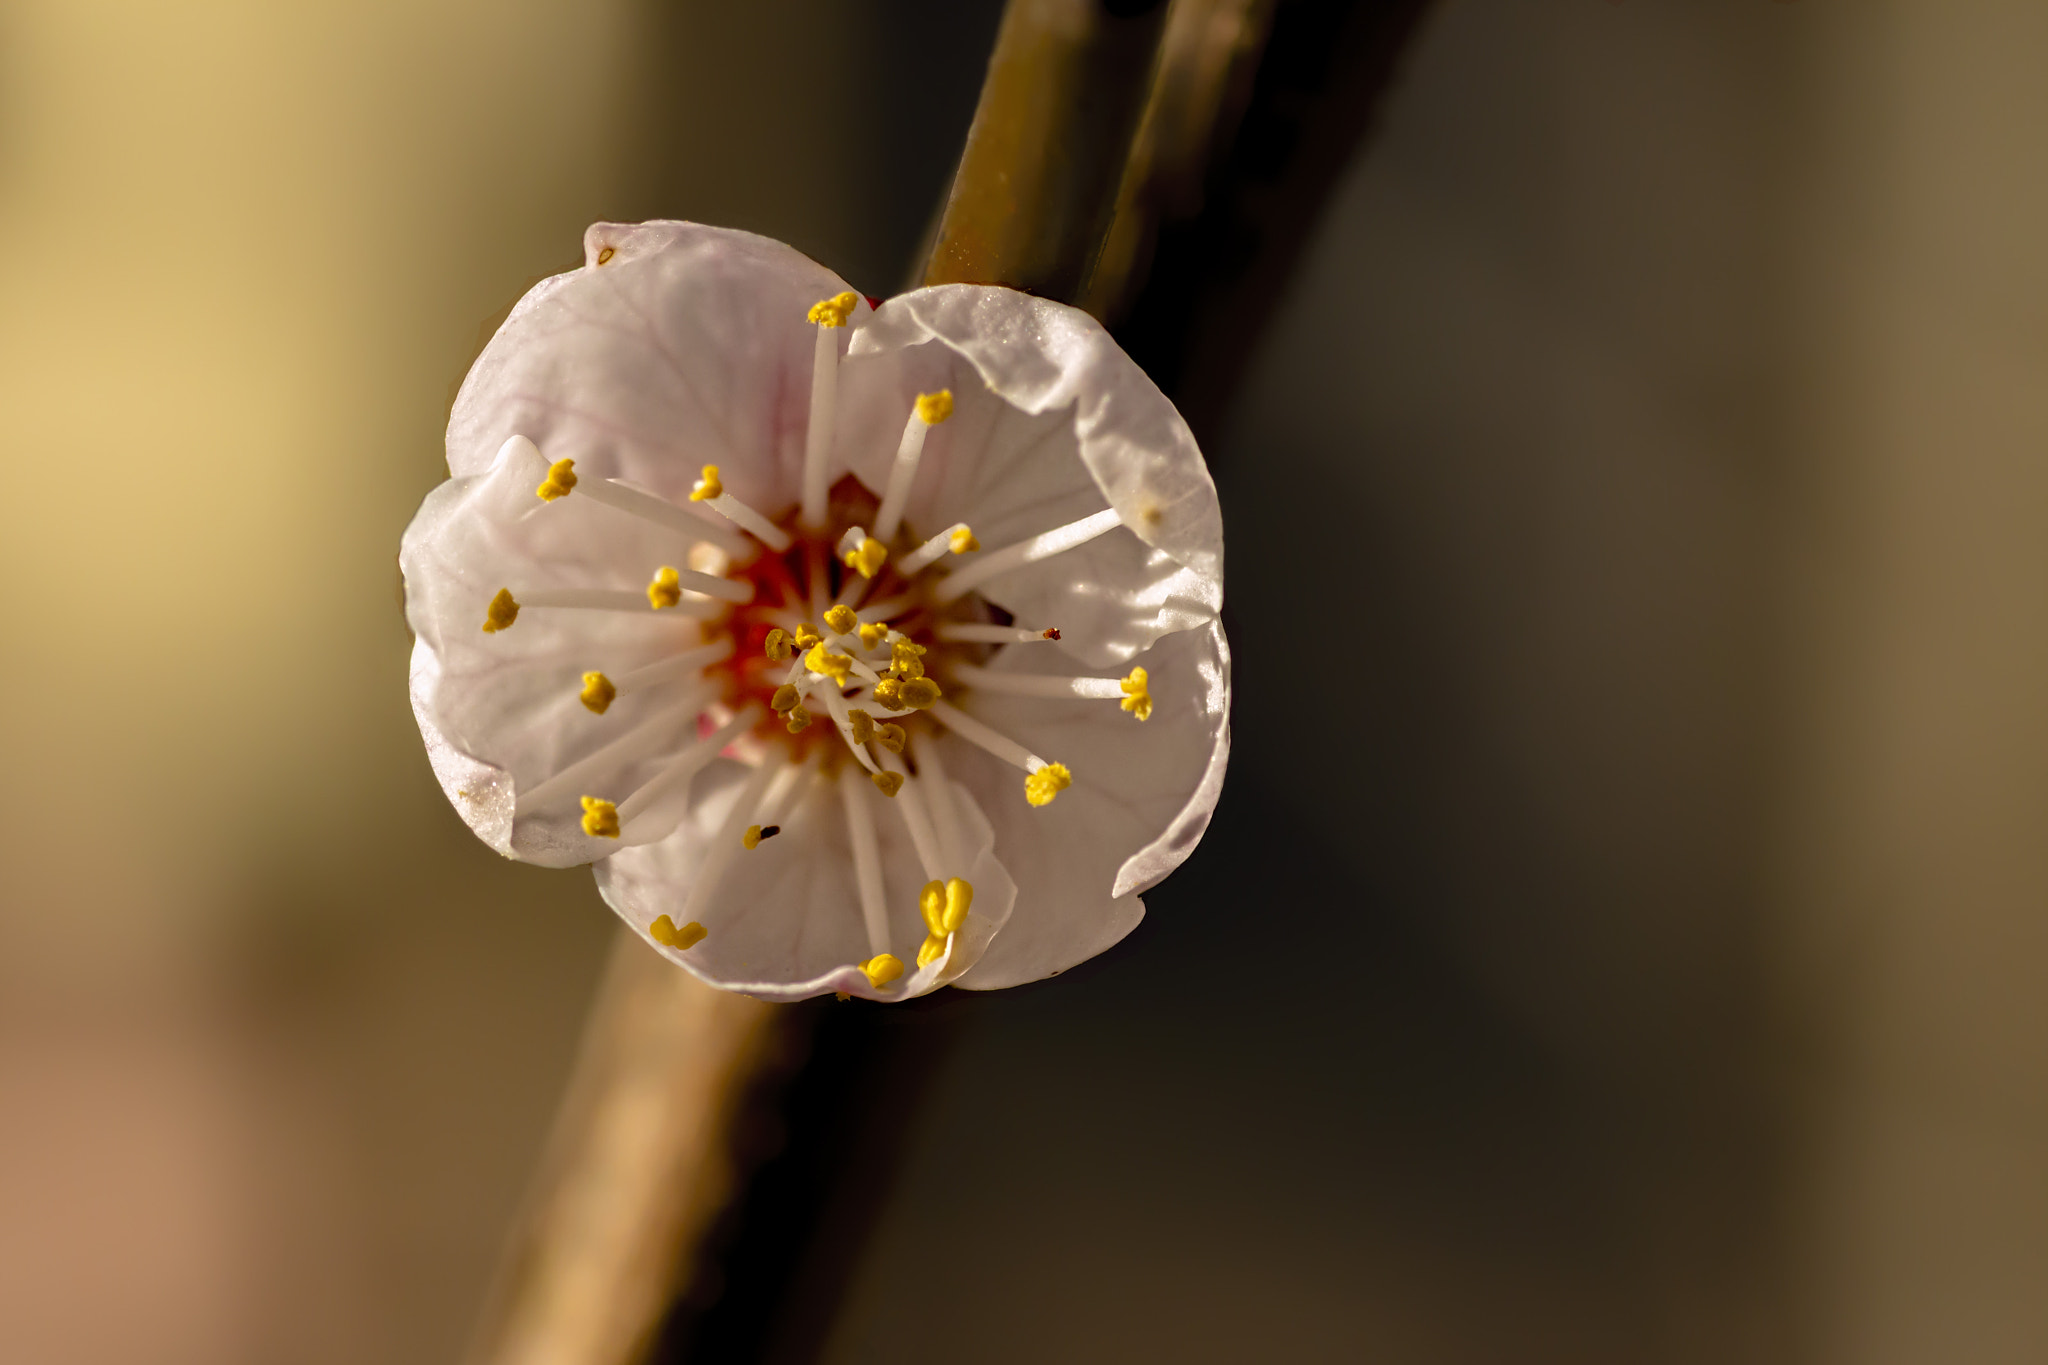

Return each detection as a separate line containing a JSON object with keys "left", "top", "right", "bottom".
{"left": 400, "top": 221, "right": 1229, "bottom": 1001}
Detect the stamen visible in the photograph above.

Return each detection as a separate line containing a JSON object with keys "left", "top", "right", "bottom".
{"left": 784, "top": 704, "right": 813, "bottom": 734}
{"left": 741, "top": 824, "right": 779, "bottom": 849}
{"left": 949, "top": 661, "right": 1151, "bottom": 720}
{"left": 803, "top": 642, "right": 854, "bottom": 688}
{"left": 815, "top": 687, "right": 881, "bottom": 775}
{"left": 1120, "top": 666, "right": 1152, "bottom": 721}
{"left": 932, "top": 507, "right": 1123, "bottom": 603}
{"left": 764, "top": 628, "right": 794, "bottom": 661}
{"left": 887, "top": 639, "right": 927, "bottom": 679}
{"left": 517, "top": 686, "right": 711, "bottom": 812}
{"left": 800, "top": 298, "right": 856, "bottom": 528}
{"left": 846, "top": 709, "right": 875, "bottom": 745}
{"left": 649, "top": 915, "right": 707, "bottom": 950}
{"left": 580, "top": 796, "right": 620, "bottom": 838}
{"left": 857, "top": 622, "right": 889, "bottom": 650}
{"left": 615, "top": 706, "right": 761, "bottom": 831}
{"left": 770, "top": 684, "right": 802, "bottom": 714}
{"left": 897, "top": 677, "right": 942, "bottom": 710}
{"left": 536, "top": 458, "right": 578, "bottom": 502}
{"left": 579, "top": 671, "right": 616, "bottom": 714}
{"left": 899, "top": 523, "right": 978, "bottom": 576}
{"left": 928, "top": 699, "right": 1071, "bottom": 805}
{"left": 482, "top": 588, "right": 520, "bottom": 633}
{"left": 842, "top": 533, "right": 888, "bottom": 581}
{"left": 824, "top": 604, "right": 860, "bottom": 636}
{"left": 870, "top": 771, "right": 904, "bottom": 798}
{"left": 883, "top": 760, "right": 944, "bottom": 881}
{"left": 934, "top": 622, "right": 1061, "bottom": 645}
{"left": 648, "top": 563, "right": 752, "bottom": 606}
{"left": 873, "top": 390, "right": 953, "bottom": 542}
{"left": 874, "top": 722, "right": 907, "bottom": 754}
{"left": 576, "top": 475, "right": 752, "bottom": 559}
{"left": 510, "top": 588, "right": 722, "bottom": 620}
{"left": 914, "top": 739, "right": 967, "bottom": 871}
{"left": 689, "top": 464, "right": 794, "bottom": 553}
{"left": 860, "top": 954, "right": 903, "bottom": 989}
{"left": 677, "top": 749, "right": 785, "bottom": 924}
{"left": 839, "top": 766, "right": 891, "bottom": 957}
{"left": 609, "top": 638, "right": 735, "bottom": 698}
{"left": 1024, "top": 763, "right": 1072, "bottom": 806}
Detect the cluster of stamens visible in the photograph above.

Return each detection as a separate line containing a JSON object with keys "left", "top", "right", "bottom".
{"left": 469, "top": 285, "right": 1155, "bottom": 991}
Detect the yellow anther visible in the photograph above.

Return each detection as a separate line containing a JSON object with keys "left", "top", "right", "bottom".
{"left": 482, "top": 588, "right": 520, "bottom": 633}
{"left": 596, "top": 245, "right": 615, "bottom": 265}
{"left": 689, "top": 464, "right": 723, "bottom": 502}
{"left": 888, "top": 638, "right": 927, "bottom": 678}
{"left": 859, "top": 952, "right": 903, "bottom": 988}
{"left": 915, "top": 389, "right": 954, "bottom": 425}
{"left": 649, "top": 915, "right": 706, "bottom": 950}
{"left": 785, "top": 705, "right": 812, "bottom": 734}
{"left": 917, "top": 933, "right": 947, "bottom": 969}
{"left": 846, "top": 709, "right": 875, "bottom": 745}
{"left": 874, "top": 723, "right": 907, "bottom": 754}
{"left": 843, "top": 536, "right": 888, "bottom": 580}
{"left": 763, "top": 628, "right": 793, "bottom": 662}
{"left": 647, "top": 566, "right": 682, "bottom": 610}
{"left": 915, "top": 877, "right": 973, "bottom": 967}
{"left": 804, "top": 642, "right": 853, "bottom": 687}
{"left": 808, "top": 291, "right": 860, "bottom": 328}
{"left": 742, "top": 822, "right": 780, "bottom": 849}
{"left": 793, "top": 623, "right": 823, "bottom": 649}
{"left": 580, "top": 796, "right": 620, "bottom": 838}
{"left": 872, "top": 677, "right": 903, "bottom": 710}
{"left": 919, "top": 880, "right": 947, "bottom": 937}
{"left": 1024, "top": 762, "right": 1072, "bottom": 807}
{"left": 1119, "top": 666, "right": 1152, "bottom": 722}
{"left": 949, "top": 525, "right": 979, "bottom": 554}
{"left": 770, "top": 683, "right": 801, "bottom": 714}
{"left": 858, "top": 621, "right": 888, "bottom": 649}
{"left": 536, "top": 457, "right": 578, "bottom": 501}
{"left": 898, "top": 677, "right": 942, "bottom": 710}
{"left": 580, "top": 671, "right": 616, "bottom": 715}
{"left": 823, "top": 604, "right": 860, "bottom": 635}
{"left": 870, "top": 770, "right": 904, "bottom": 798}
{"left": 941, "top": 877, "right": 974, "bottom": 934}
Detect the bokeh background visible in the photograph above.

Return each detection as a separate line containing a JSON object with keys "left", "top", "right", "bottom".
{"left": 2, "top": 1, "right": 2044, "bottom": 1362}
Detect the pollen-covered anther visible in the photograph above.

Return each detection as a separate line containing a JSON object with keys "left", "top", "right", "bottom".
{"left": 844, "top": 536, "right": 888, "bottom": 580}
{"left": 804, "top": 643, "right": 854, "bottom": 687}
{"left": 897, "top": 677, "right": 942, "bottom": 710}
{"left": 770, "top": 684, "right": 801, "bottom": 714}
{"left": 482, "top": 588, "right": 520, "bottom": 633}
{"left": 857, "top": 621, "right": 888, "bottom": 649}
{"left": 689, "top": 464, "right": 723, "bottom": 502}
{"left": 915, "top": 389, "right": 954, "bottom": 425}
{"left": 872, "top": 677, "right": 902, "bottom": 709}
{"left": 808, "top": 291, "right": 859, "bottom": 328}
{"left": 846, "top": 708, "right": 875, "bottom": 745}
{"left": 1119, "top": 666, "right": 1152, "bottom": 721}
{"left": 888, "top": 639, "right": 926, "bottom": 679}
{"left": 647, "top": 566, "right": 682, "bottom": 610}
{"left": 535, "top": 457, "right": 578, "bottom": 501}
{"left": 916, "top": 877, "right": 975, "bottom": 967}
{"left": 824, "top": 604, "right": 860, "bottom": 636}
{"left": 870, "top": 771, "right": 904, "bottom": 798}
{"left": 949, "top": 525, "right": 979, "bottom": 554}
{"left": 874, "top": 723, "right": 907, "bottom": 754}
{"left": 764, "top": 628, "right": 793, "bottom": 661}
{"left": 785, "top": 704, "right": 813, "bottom": 734}
{"left": 793, "top": 623, "right": 823, "bottom": 650}
{"left": 1024, "top": 762, "right": 1072, "bottom": 808}
{"left": 860, "top": 952, "right": 903, "bottom": 988}
{"left": 741, "top": 823, "right": 781, "bottom": 850}
{"left": 649, "top": 915, "right": 706, "bottom": 950}
{"left": 580, "top": 671, "right": 616, "bottom": 714}
{"left": 580, "top": 796, "right": 621, "bottom": 838}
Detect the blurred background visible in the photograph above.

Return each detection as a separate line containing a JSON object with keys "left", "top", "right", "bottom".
{"left": 1, "top": 1, "right": 2043, "bottom": 1361}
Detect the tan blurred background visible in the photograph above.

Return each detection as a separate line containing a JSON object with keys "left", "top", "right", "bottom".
{"left": 1, "top": 1, "right": 2043, "bottom": 1363}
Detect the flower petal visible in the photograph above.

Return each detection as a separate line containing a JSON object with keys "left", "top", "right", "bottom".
{"left": 944, "top": 618, "right": 1231, "bottom": 989}
{"left": 839, "top": 285, "right": 1223, "bottom": 667}
{"left": 595, "top": 761, "right": 1017, "bottom": 1002}
{"left": 448, "top": 221, "right": 867, "bottom": 512}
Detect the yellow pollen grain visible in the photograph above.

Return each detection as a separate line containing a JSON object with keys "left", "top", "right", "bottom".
{"left": 949, "top": 525, "right": 979, "bottom": 554}
{"left": 875, "top": 723, "right": 906, "bottom": 754}
{"left": 764, "top": 628, "right": 794, "bottom": 662}
{"left": 846, "top": 709, "right": 875, "bottom": 745}
{"left": 860, "top": 952, "right": 903, "bottom": 988}
{"left": 870, "top": 771, "right": 904, "bottom": 798}
{"left": 770, "top": 684, "right": 801, "bottom": 714}
{"left": 1024, "top": 762, "right": 1072, "bottom": 807}
{"left": 809, "top": 291, "right": 860, "bottom": 328}
{"left": 1119, "top": 666, "right": 1152, "bottom": 722}
{"left": 596, "top": 245, "right": 615, "bottom": 265}
{"left": 536, "top": 457, "right": 578, "bottom": 501}
{"left": 785, "top": 704, "right": 813, "bottom": 734}
{"left": 580, "top": 671, "right": 616, "bottom": 714}
{"left": 898, "top": 677, "right": 942, "bottom": 710}
{"left": 482, "top": 588, "right": 520, "bottom": 633}
{"left": 647, "top": 566, "right": 683, "bottom": 610}
{"left": 804, "top": 642, "right": 853, "bottom": 687}
{"left": 580, "top": 796, "right": 620, "bottom": 838}
{"left": 824, "top": 604, "right": 859, "bottom": 635}
{"left": 915, "top": 389, "right": 954, "bottom": 425}
{"left": 649, "top": 914, "right": 706, "bottom": 950}
{"left": 858, "top": 621, "right": 888, "bottom": 649}
{"left": 872, "top": 677, "right": 903, "bottom": 709}
{"left": 844, "top": 536, "right": 888, "bottom": 580}
{"left": 888, "top": 639, "right": 927, "bottom": 679}
{"left": 794, "top": 623, "right": 823, "bottom": 650}
{"left": 689, "top": 464, "right": 723, "bottom": 502}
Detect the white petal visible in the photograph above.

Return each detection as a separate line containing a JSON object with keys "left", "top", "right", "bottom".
{"left": 944, "top": 618, "right": 1231, "bottom": 989}
{"left": 840, "top": 285, "right": 1223, "bottom": 667}
{"left": 594, "top": 761, "right": 1017, "bottom": 1002}
{"left": 401, "top": 435, "right": 732, "bottom": 866}
{"left": 448, "top": 221, "right": 867, "bottom": 514}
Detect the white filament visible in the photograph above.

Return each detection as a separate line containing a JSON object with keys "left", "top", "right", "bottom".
{"left": 872, "top": 409, "right": 930, "bottom": 544}
{"left": 934, "top": 622, "right": 1060, "bottom": 645}
{"left": 800, "top": 325, "right": 838, "bottom": 529}
{"left": 611, "top": 638, "right": 734, "bottom": 696}
{"left": 617, "top": 706, "right": 760, "bottom": 826}
{"left": 579, "top": 477, "right": 751, "bottom": 559}
{"left": 839, "top": 766, "right": 890, "bottom": 957}
{"left": 517, "top": 588, "right": 721, "bottom": 619}
{"left": 949, "top": 662, "right": 1125, "bottom": 700}
{"left": 516, "top": 682, "right": 713, "bottom": 811}
{"left": 679, "top": 750, "right": 787, "bottom": 924}
{"left": 932, "top": 507, "right": 1123, "bottom": 602}
{"left": 899, "top": 523, "right": 974, "bottom": 576}
{"left": 928, "top": 699, "right": 1045, "bottom": 774}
